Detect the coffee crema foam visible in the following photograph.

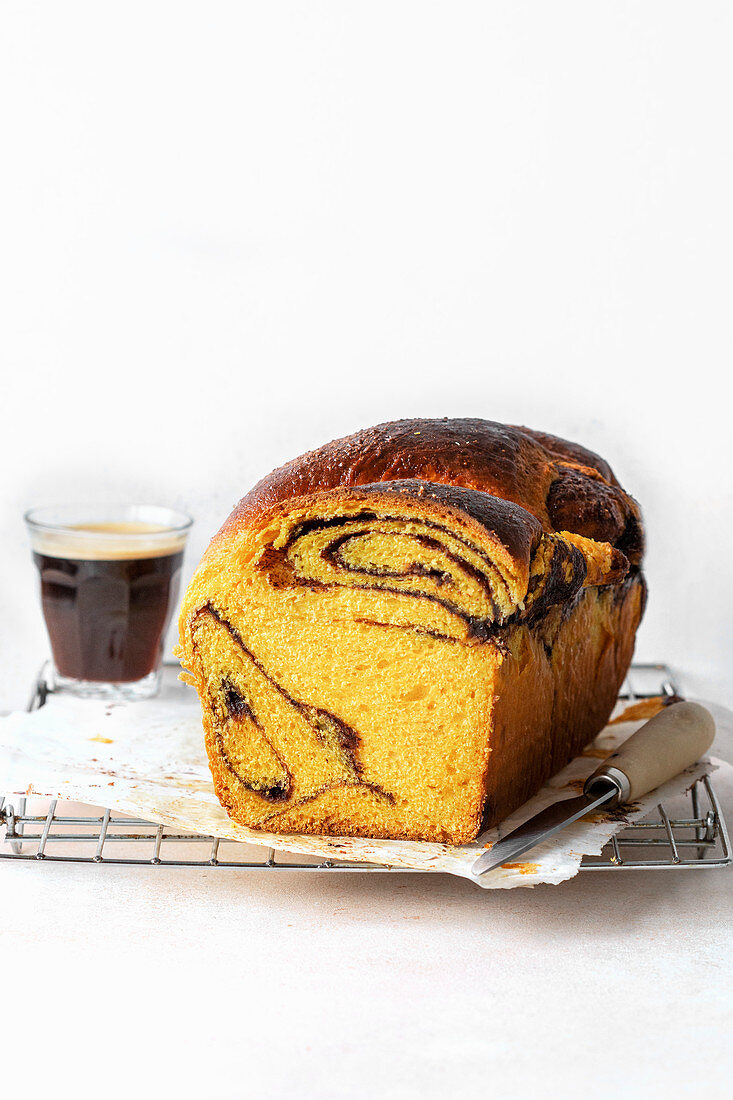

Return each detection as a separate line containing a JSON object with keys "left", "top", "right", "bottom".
{"left": 31, "top": 521, "right": 187, "bottom": 560}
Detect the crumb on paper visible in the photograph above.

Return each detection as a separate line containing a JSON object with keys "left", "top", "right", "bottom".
{"left": 89, "top": 736, "right": 114, "bottom": 744}
{"left": 610, "top": 696, "right": 684, "bottom": 725}
{"left": 502, "top": 862, "right": 539, "bottom": 875}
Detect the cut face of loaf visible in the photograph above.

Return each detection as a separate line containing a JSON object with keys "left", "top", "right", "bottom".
{"left": 180, "top": 469, "right": 644, "bottom": 844}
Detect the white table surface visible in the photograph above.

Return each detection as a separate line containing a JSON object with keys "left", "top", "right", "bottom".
{"left": 3, "top": 717, "right": 732, "bottom": 1100}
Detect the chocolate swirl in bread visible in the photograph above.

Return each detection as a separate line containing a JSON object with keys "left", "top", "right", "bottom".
{"left": 179, "top": 419, "right": 645, "bottom": 844}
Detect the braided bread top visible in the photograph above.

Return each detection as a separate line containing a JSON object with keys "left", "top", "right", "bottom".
{"left": 220, "top": 418, "right": 643, "bottom": 567}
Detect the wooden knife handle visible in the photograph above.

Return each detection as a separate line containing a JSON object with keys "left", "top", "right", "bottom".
{"left": 584, "top": 701, "right": 715, "bottom": 805}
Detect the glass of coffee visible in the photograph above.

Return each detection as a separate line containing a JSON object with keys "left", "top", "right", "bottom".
{"left": 25, "top": 504, "right": 192, "bottom": 700}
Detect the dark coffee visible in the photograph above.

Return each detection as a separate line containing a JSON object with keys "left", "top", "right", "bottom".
{"left": 33, "top": 528, "right": 184, "bottom": 683}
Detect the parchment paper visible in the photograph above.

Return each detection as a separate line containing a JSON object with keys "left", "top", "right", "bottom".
{"left": 1, "top": 675, "right": 728, "bottom": 889}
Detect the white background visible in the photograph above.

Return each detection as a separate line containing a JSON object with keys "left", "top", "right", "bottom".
{"left": 1, "top": 2, "right": 732, "bottom": 709}
{"left": 1, "top": 7, "right": 732, "bottom": 1098}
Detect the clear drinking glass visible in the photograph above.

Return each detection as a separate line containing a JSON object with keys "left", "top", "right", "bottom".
{"left": 25, "top": 504, "right": 192, "bottom": 700}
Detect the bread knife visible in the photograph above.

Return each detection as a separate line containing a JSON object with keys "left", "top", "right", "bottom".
{"left": 472, "top": 701, "right": 715, "bottom": 877}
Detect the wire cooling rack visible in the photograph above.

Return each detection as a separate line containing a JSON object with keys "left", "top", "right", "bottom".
{"left": 1, "top": 662, "right": 730, "bottom": 874}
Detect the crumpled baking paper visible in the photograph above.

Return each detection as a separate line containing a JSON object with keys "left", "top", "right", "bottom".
{"left": 0, "top": 672, "right": 728, "bottom": 889}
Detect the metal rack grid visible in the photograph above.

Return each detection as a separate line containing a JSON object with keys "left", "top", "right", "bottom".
{"left": 1, "top": 662, "right": 730, "bottom": 875}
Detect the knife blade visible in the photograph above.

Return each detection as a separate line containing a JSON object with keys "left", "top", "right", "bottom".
{"left": 472, "top": 788, "right": 616, "bottom": 875}
{"left": 471, "top": 700, "right": 716, "bottom": 878}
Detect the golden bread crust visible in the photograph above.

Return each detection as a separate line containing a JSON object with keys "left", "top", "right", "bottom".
{"left": 217, "top": 418, "right": 643, "bottom": 565}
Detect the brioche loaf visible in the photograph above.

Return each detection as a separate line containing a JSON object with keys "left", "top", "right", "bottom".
{"left": 178, "top": 419, "right": 645, "bottom": 843}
